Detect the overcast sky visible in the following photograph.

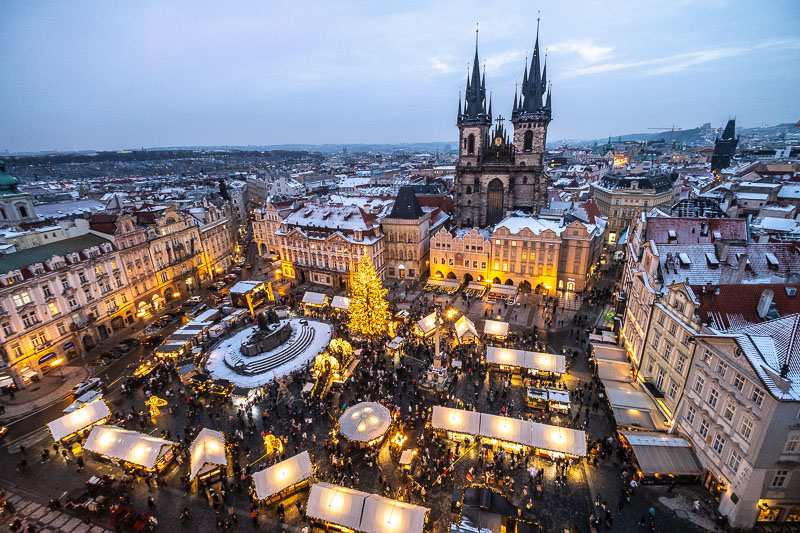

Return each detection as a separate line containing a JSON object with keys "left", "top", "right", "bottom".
{"left": 2, "top": 0, "right": 799, "bottom": 153}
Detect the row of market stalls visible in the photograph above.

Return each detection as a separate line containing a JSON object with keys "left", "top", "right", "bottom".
{"left": 432, "top": 406, "right": 586, "bottom": 458}
{"left": 589, "top": 340, "right": 703, "bottom": 484}
{"left": 307, "top": 482, "right": 430, "bottom": 533}
{"left": 154, "top": 308, "right": 223, "bottom": 360}
{"left": 423, "top": 278, "right": 519, "bottom": 303}
{"left": 486, "top": 347, "right": 566, "bottom": 377}
{"left": 423, "top": 278, "right": 461, "bottom": 294}
{"left": 412, "top": 313, "right": 508, "bottom": 342}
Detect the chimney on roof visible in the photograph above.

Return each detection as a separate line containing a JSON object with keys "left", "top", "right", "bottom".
{"left": 735, "top": 253, "right": 748, "bottom": 284}
{"left": 757, "top": 289, "right": 774, "bottom": 319}
{"left": 715, "top": 240, "right": 730, "bottom": 262}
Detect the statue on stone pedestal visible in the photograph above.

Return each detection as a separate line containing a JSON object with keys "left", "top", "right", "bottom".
{"left": 257, "top": 312, "right": 269, "bottom": 331}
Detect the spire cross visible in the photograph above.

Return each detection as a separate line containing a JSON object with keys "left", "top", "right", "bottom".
{"left": 495, "top": 115, "right": 505, "bottom": 129}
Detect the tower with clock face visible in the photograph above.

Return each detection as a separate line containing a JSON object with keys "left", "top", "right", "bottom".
{"left": 453, "top": 24, "right": 552, "bottom": 228}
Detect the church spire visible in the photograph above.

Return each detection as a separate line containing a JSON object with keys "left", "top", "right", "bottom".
{"left": 457, "top": 89, "right": 462, "bottom": 119}
{"left": 519, "top": 13, "right": 548, "bottom": 114}
{"left": 488, "top": 91, "right": 492, "bottom": 119}
{"left": 460, "top": 24, "right": 490, "bottom": 124}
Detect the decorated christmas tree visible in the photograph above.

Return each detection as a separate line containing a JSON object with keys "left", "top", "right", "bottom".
{"left": 348, "top": 255, "right": 390, "bottom": 338}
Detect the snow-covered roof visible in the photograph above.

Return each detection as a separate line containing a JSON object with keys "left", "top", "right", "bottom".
{"left": 189, "top": 428, "right": 227, "bottom": 480}
{"left": 48, "top": 399, "right": 110, "bottom": 442}
{"left": 252, "top": 451, "right": 313, "bottom": 500}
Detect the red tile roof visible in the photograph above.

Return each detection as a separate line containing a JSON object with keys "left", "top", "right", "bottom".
{"left": 692, "top": 283, "right": 800, "bottom": 331}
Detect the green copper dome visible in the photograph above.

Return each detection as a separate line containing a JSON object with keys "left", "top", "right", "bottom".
{"left": 0, "top": 160, "right": 22, "bottom": 196}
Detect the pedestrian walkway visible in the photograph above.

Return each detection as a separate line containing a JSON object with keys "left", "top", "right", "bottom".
{"left": 0, "top": 365, "right": 89, "bottom": 421}
{"left": 1, "top": 488, "right": 111, "bottom": 533}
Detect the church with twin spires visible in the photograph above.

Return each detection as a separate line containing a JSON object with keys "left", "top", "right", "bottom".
{"left": 453, "top": 23, "right": 552, "bottom": 228}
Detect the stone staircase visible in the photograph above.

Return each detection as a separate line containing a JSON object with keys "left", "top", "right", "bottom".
{"left": 224, "top": 322, "right": 316, "bottom": 375}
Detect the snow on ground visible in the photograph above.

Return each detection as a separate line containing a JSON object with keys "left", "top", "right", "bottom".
{"left": 206, "top": 319, "right": 333, "bottom": 388}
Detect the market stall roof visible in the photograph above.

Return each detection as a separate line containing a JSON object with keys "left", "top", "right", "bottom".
{"left": 386, "top": 337, "right": 404, "bottom": 350}
{"left": 229, "top": 280, "right": 265, "bottom": 294}
{"left": 306, "top": 482, "right": 367, "bottom": 531}
{"left": 454, "top": 316, "right": 478, "bottom": 340}
{"left": 339, "top": 402, "right": 391, "bottom": 442}
{"left": 620, "top": 431, "right": 702, "bottom": 476}
{"left": 484, "top": 320, "right": 509, "bottom": 337}
{"left": 395, "top": 310, "right": 410, "bottom": 319}
{"left": 488, "top": 284, "right": 518, "bottom": 296}
{"left": 416, "top": 312, "right": 438, "bottom": 336}
{"left": 252, "top": 451, "right": 313, "bottom": 500}
{"left": 486, "top": 346, "right": 526, "bottom": 367}
{"left": 526, "top": 351, "right": 566, "bottom": 374}
{"left": 425, "top": 278, "right": 460, "bottom": 289}
{"left": 155, "top": 343, "right": 188, "bottom": 355}
{"left": 431, "top": 406, "right": 481, "bottom": 436}
{"left": 596, "top": 360, "right": 634, "bottom": 382}
{"left": 360, "top": 495, "right": 429, "bottom": 533}
{"left": 48, "top": 399, "right": 110, "bottom": 442}
{"left": 0, "top": 375, "right": 14, "bottom": 388}
{"left": 302, "top": 291, "right": 328, "bottom": 306}
{"left": 479, "top": 413, "right": 531, "bottom": 446}
{"left": 613, "top": 407, "right": 657, "bottom": 431}
{"left": 84, "top": 426, "right": 175, "bottom": 470}
{"left": 189, "top": 428, "right": 227, "bottom": 480}
{"left": 592, "top": 344, "right": 629, "bottom": 363}
{"left": 467, "top": 281, "right": 487, "bottom": 290}
{"left": 530, "top": 422, "right": 586, "bottom": 457}
{"left": 331, "top": 296, "right": 350, "bottom": 310}
{"left": 604, "top": 384, "right": 656, "bottom": 411}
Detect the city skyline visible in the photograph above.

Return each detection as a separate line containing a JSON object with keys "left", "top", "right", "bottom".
{"left": 2, "top": 0, "right": 799, "bottom": 153}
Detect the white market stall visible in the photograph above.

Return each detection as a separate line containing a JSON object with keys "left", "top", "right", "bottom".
{"left": 454, "top": 315, "right": 479, "bottom": 343}
{"left": 479, "top": 413, "right": 531, "bottom": 448}
{"left": 483, "top": 319, "right": 509, "bottom": 338}
{"left": 487, "top": 284, "right": 517, "bottom": 302}
{"left": 306, "top": 482, "right": 367, "bottom": 531}
{"left": 423, "top": 277, "right": 460, "bottom": 293}
{"left": 331, "top": 296, "right": 350, "bottom": 310}
{"left": 189, "top": 428, "right": 228, "bottom": 483}
{"left": 48, "top": 399, "right": 110, "bottom": 442}
{"left": 360, "top": 495, "right": 429, "bottom": 533}
{"left": 84, "top": 426, "right": 176, "bottom": 472}
{"left": 414, "top": 312, "right": 439, "bottom": 337}
{"left": 431, "top": 406, "right": 481, "bottom": 441}
{"left": 302, "top": 291, "right": 328, "bottom": 307}
{"left": 530, "top": 422, "right": 587, "bottom": 458}
{"left": 386, "top": 337, "right": 404, "bottom": 351}
{"left": 486, "top": 346, "right": 565, "bottom": 376}
{"left": 252, "top": 451, "right": 313, "bottom": 503}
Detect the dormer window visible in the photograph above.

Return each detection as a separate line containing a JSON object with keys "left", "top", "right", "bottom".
{"left": 766, "top": 253, "right": 779, "bottom": 269}
{"left": 679, "top": 253, "right": 692, "bottom": 268}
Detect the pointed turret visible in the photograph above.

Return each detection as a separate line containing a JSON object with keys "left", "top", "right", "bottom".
{"left": 512, "top": 85, "right": 519, "bottom": 113}
{"left": 488, "top": 92, "right": 493, "bottom": 120}
{"left": 721, "top": 118, "right": 736, "bottom": 140}
{"left": 545, "top": 85, "right": 552, "bottom": 110}
{"left": 457, "top": 90, "right": 462, "bottom": 119}
{"left": 518, "top": 17, "right": 549, "bottom": 114}
{"left": 460, "top": 27, "right": 490, "bottom": 124}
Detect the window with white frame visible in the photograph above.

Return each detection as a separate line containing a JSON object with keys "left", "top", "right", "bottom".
{"left": 727, "top": 450, "right": 741, "bottom": 473}
{"left": 676, "top": 355, "right": 686, "bottom": 374}
{"left": 12, "top": 291, "right": 32, "bottom": 308}
{"left": 771, "top": 470, "right": 788, "bottom": 489}
{"left": 686, "top": 405, "right": 696, "bottom": 425}
{"left": 701, "top": 349, "right": 712, "bottom": 365}
{"left": 740, "top": 417, "right": 753, "bottom": 441}
{"left": 693, "top": 375, "right": 705, "bottom": 395}
{"left": 698, "top": 419, "right": 709, "bottom": 439}
{"left": 662, "top": 342, "right": 673, "bottom": 362}
{"left": 751, "top": 387, "right": 765, "bottom": 407}
{"left": 723, "top": 401, "right": 736, "bottom": 422}
{"left": 712, "top": 433, "right": 726, "bottom": 455}
{"left": 651, "top": 333, "right": 661, "bottom": 349}
{"left": 732, "top": 372, "right": 745, "bottom": 392}
{"left": 707, "top": 388, "right": 720, "bottom": 409}
{"left": 715, "top": 360, "right": 728, "bottom": 377}
{"left": 785, "top": 435, "right": 800, "bottom": 454}
{"left": 667, "top": 380, "right": 678, "bottom": 400}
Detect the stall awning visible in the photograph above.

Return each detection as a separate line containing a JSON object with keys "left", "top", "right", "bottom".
{"left": 360, "top": 495, "right": 429, "bottom": 533}
{"left": 302, "top": 291, "right": 328, "bottom": 305}
{"left": 479, "top": 413, "right": 531, "bottom": 446}
{"left": 596, "top": 360, "right": 633, "bottom": 382}
{"left": 306, "top": 483, "right": 429, "bottom": 533}
{"left": 620, "top": 431, "right": 702, "bottom": 476}
{"left": 252, "top": 451, "right": 313, "bottom": 500}
{"left": 306, "top": 482, "right": 367, "bottom": 531}
{"left": 155, "top": 343, "right": 187, "bottom": 355}
{"left": 613, "top": 408, "right": 657, "bottom": 431}
{"left": 592, "top": 344, "right": 629, "bottom": 363}
{"left": 48, "top": 399, "right": 110, "bottom": 442}
{"left": 486, "top": 347, "right": 565, "bottom": 373}
{"left": 425, "top": 278, "right": 460, "bottom": 289}
{"left": 189, "top": 428, "right": 227, "bottom": 480}
{"left": 0, "top": 375, "right": 14, "bottom": 388}
{"left": 432, "top": 406, "right": 481, "bottom": 436}
{"left": 488, "top": 284, "right": 518, "bottom": 298}
{"left": 483, "top": 320, "right": 509, "bottom": 337}
{"left": 331, "top": 296, "right": 350, "bottom": 310}
{"left": 466, "top": 281, "right": 487, "bottom": 291}
{"left": 395, "top": 310, "right": 410, "bottom": 319}
{"left": 21, "top": 367, "right": 38, "bottom": 379}
{"left": 530, "top": 422, "right": 587, "bottom": 457}
{"left": 84, "top": 426, "right": 175, "bottom": 470}
{"left": 604, "top": 385, "right": 656, "bottom": 411}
